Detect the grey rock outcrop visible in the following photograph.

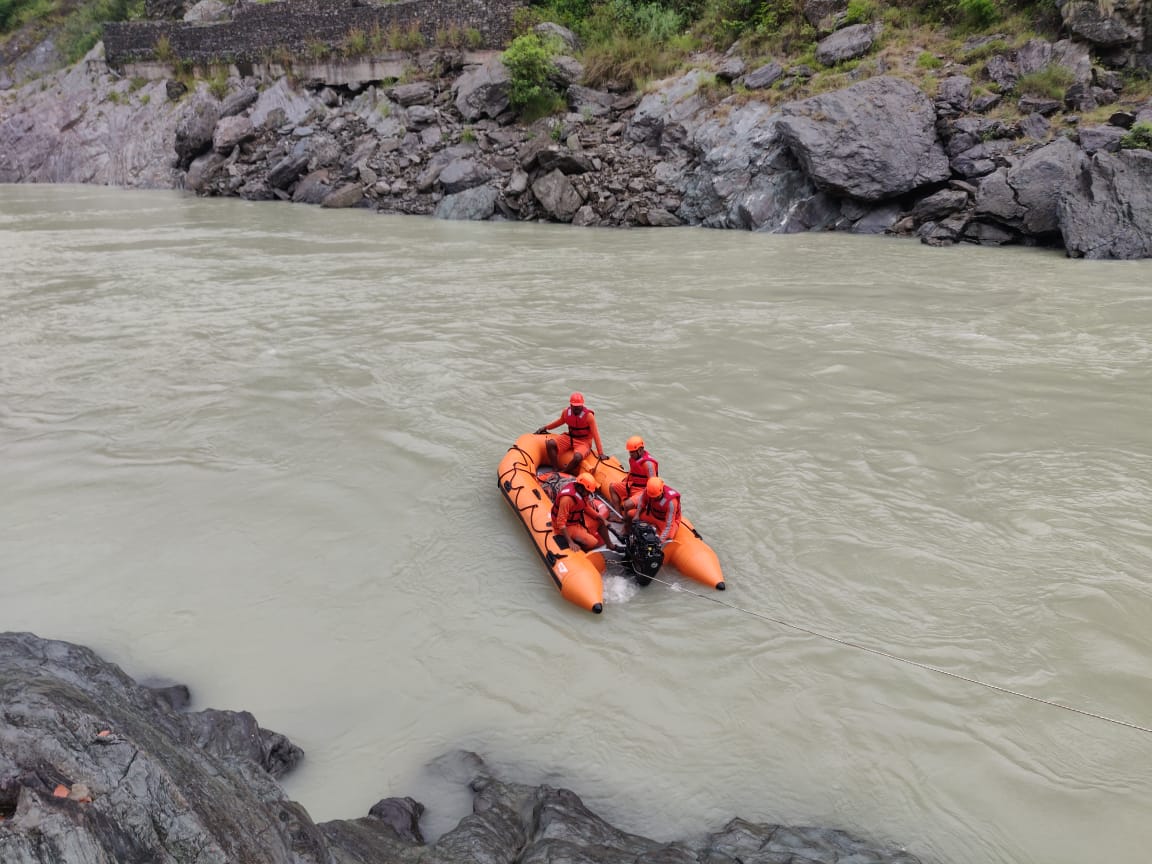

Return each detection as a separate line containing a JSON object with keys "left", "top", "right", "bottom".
{"left": 0, "top": 633, "right": 924, "bottom": 864}
{"left": 0, "top": 44, "right": 180, "bottom": 186}
{"left": 454, "top": 56, "right": 511, "bottom": 121}
{"left": 778, "top": 76, "right": 951, "bottom": 200}
{"left": 1060, "top": 0, "right": 1142, "bottom": 46}
{"left": 1060, "top": 148, "right": 1152, "bottom": 258}
{"left": 6, "top": 32, "right": 1152, "bottom": 257}
{"left": 435, "top": 185, "right": 499, "bottom": 220}
{"left": 815, "top": 23, "right": 881, "bottom": 66}
{"left": 743, "top": 61, "right": 784, "bottom": 90}
{"left": 974, "top": 137, "right": 1082, "bottom": 236}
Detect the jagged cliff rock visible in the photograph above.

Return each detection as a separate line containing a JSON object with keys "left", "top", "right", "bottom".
{"left": 0, "top": 632, "right": 921, "bottom": 864}
{"left": 5, "top": 31, "right": 1152, "bottom": 257}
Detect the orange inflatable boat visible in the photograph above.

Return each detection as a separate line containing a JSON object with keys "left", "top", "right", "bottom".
{"left": 498, "top": 433, "right": 608, "bottom": 613}
{"left": 498, "top": 433, "right": 726, "bottom": 613}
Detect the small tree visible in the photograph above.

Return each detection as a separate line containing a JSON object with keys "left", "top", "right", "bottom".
{"left": 502, "top": 33, "right": 557, "bottom": 109}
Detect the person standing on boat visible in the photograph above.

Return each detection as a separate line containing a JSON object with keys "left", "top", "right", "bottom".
{"left": 535, "top": 392, "right": 605, "bottom": 475}
{"left": 631, "top": 477, "right": 681, "bottom": 544}
{"left": 610, "top": 435, "right": 658, "bottom": 518}
{"left": 552, "top": 472, "right": 612, "bottom": 551}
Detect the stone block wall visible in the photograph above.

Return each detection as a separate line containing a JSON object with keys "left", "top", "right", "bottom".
{"left": 104, "top": 0, "right": 527, "bottom": 68}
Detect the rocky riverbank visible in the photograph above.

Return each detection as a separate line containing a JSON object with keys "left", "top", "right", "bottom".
{"left": 4, "top": 17, "right": 1152, "bottom": 258}
{"left": 0, "top": 632, "right": 923, "bottom": 863}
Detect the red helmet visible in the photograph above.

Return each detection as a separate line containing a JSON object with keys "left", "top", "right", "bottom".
{"left": 646, "top": 477, "right": 664, "bottom": 497}
{"left": 577, "top": 472, "right": 597, "bottom": 492}
{"left": 569, "top": 391, "right": 585, "bottom": 406}
{"left": 626, "top": 435, "right": 644, "bottom": 452}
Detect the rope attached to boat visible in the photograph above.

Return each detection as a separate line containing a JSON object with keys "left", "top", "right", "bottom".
{"left": 641, "top": 574, "right": 1152, "bottom": 736}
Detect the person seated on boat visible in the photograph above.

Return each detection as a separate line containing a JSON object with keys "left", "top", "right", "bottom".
{"left": 629, "top": 476, "right": 681, "bottom": 545}
{"left": 609, "top": 435, "right": 658, "bottom": 518}
{"left": 552, "top": 472, "right": 614, "bottom": 551}
{"left": 534, "top": 391, "right": 605, "bottom": 474}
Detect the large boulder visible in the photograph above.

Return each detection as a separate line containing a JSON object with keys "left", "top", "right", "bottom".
{"left": 974, "top": 137, "right": 1082, "bottom": 237}
{"left": 532, "top": 168, "right": 585, "bottom": 221}
{"left": 1059, "top": 148, "right": 1152, "bottom": 258}
{"left": 678, "top": 101, "right": 822, "bottom": 230}
{"left": 435, "top": 185, "right": 500, "bottom": 220}
{"left": 625, "top": 69, "right": 712, "bottom": 150}
{"left": 454, "top": 56, "right": 511, "bottom": 122}
{"left": 174, "top": 92, "right": 222, "bottom": 170}
{"left": 777, "top": 76, "right": 950, "bottom": 200}
{"left": 1059, "top": 0, "right": 1142, "bottom": 46}
{"left": 815, "top": 23, "right": 881, "bottom": 66}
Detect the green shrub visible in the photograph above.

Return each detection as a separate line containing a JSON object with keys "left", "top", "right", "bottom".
{"left": 916, "top": 50, "right": 943, "bottom": 69}
{"left": 58, "top": 0, "right": 144, "bottom": 63}
{"left": 501, "top": 32, "right": 559, "bottom": 110}
{"left": 0, "top": 0, "right": 53, "bottom": 33}
{"left": 959, "top": 37, "right": 1007, "bottom": 63}
{"left": 343, "top": 27, "right": 368, "bottom": 57}
{"left": 387, "top": 21, "right": 425, "bottom": 51}
{"left": 306, "top": 39, "right": 330, "bottom": 61}
{"left": 956, "top": 0, "right": 999, "bottom": 30}
{"left": 694, "top": 0, "right": 805, "bottom": 46}
{"left": 1016, "top": 63, "right": 1074, "bottom": 99}
{"left": 153, "top": 33, "right": 173, "bottom": 62}
{"left": 207, "top": 67, "right": 228, "bottom": 100}
{"left": 1120, "top": 121, "right": 1152, "bottom": 150}
{"left": 844, "top": 0, "right": 875, "bottom": 26}
{"left": 581, "top": 31, "right": 688, "bottom": 89}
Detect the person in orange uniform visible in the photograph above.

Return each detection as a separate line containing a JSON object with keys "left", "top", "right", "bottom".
{"left": 609, "top": 435, "right": 658, "bottom": 517}
{"left": 535, "top": 392, "right": 605, "bottom": 475}
{"left": 552, "top": 472, "right": 612, "bottom": 551}
{"left": 631, "top": 476, "right": 681, "bottom": 544}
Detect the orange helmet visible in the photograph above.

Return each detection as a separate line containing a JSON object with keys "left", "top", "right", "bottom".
{"left": 569, "top": 391, "right": 585, "bottom": 406}
{"left": 646, "top": 477, "right": 664, "bottom": 497}
{"left": 577, "top": 472, "right": 597, "bottom": 492}
{"left": 626, "top": 435, "right": 644, "bottom": 452}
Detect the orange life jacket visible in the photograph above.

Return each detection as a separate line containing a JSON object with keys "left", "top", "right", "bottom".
{"left": 551, "top": 482, "right": 588, "bottom": 529}
{"left": 640, "top": 488, "right": 680, "bottom": 526}
{"left": 561, "top": 406, "right": 594, "bottom": 441}
{"left": 627, "top": 452, "right": 658, "bottom": 492}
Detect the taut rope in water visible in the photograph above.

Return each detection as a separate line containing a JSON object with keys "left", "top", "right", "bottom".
{"left": 643, "top": 574, "right": 1152, "bottom": 735}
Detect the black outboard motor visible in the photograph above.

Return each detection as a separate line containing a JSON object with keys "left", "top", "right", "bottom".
{"left": 625, "top": 521, "right": 664, "bottom": 586}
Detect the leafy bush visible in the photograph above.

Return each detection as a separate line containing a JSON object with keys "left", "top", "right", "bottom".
{"left": 0, "top": 0, "right": 53, "bottom": 33}
{"left": 58, "top": 0, "right": 144, "bottom": 62}
{"left": 501, "top": 32, "right": 560, "bottom": 111}
{"left": 1120, "top": 121, "right": 1152, "bottom": 151}
{"left": 916, "top": 50, "right": 943, "bottom": 69}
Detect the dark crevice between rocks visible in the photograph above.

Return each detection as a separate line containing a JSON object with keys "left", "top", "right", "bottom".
{"left": 0, "top": 777, "right": 20, "bottom": 818}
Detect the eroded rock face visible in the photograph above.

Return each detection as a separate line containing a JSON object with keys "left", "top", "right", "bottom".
{"left": 6, "top": 38, "right": 1152, "bottom": 257}
{"left": 0, "top": 633, "right": 924, "bottom": 864}
{"left": 1060, "top": 148, "right": 1152, "bottom": 258}
{"left": 777, "top": 76, "right": 951, "bottom": 201}
{"left": 974, "top": 137, "right": 1083, "bottom": 236}
{"left": 0, "top": 632, "right": 321, "bottom": 864}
